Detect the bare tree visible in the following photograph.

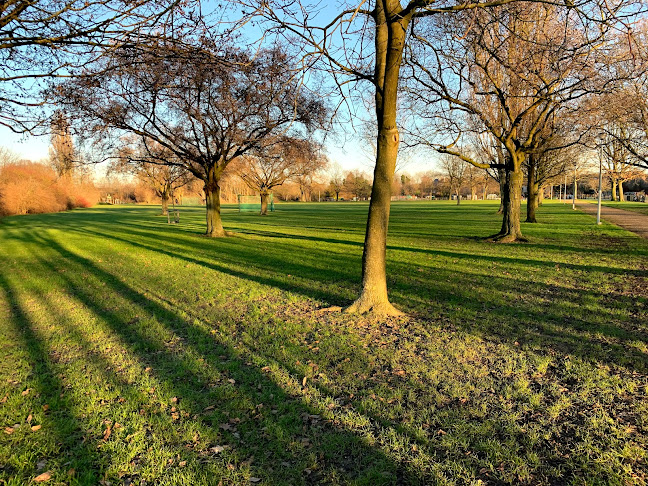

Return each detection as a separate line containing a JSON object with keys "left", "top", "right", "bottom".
{"left": 49, "top": 111, "right": 76, "bottom": 178}
{"left": 406, "top": 4, "right": 606, "bottom": 241}
{"left": 236, "top": 137, "right": 322, "bottom": 215}
{"left": 441, "top": 155, "right": 467, "bottom": 205}
{"left": 60, "top": 40, "right": 325, "bottom": 236}
{"left": 240, "top": 0, "right": 630, "bottom": 314}
{"left": 328, "top": 162, "right": 346, "bottom": 201}
{"left": 0, "top": 0, "right": 179, "bottom": 131}
{"left": 115, "top": 139, "right": 193, "bottom": 215}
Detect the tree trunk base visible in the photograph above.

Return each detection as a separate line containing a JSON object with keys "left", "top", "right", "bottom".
{"left": 487, "top": 232, "right": 528, "bottom": 243}
{"left": 344, "top": 296, "right": 404, "bottom": 316}
{"left": 203, "top": 230, "right": 235, "bottom": 238}
{"left": 525, "top": 216, "right": 537, "bottom": 223}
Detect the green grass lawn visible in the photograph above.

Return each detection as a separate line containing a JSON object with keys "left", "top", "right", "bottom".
{"left": 0, "top": 201, "right": 647, "bottom": 485}
{"left": 602, "top": 201, "right": 648, "bottom": 216}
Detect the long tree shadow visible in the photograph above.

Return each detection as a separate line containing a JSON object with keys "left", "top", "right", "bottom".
{"left": 57, "top": 216, "right": 648, "bottom": 374}
{"left": 26, "top": 232, "right": 417, "bottom": 485}
{"left": 0, "top": 273, "right": 104, "bottom": 484}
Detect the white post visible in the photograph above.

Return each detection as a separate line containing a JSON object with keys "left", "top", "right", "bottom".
{"left": 597, "top": 147, "right": 603, "bottom": 225}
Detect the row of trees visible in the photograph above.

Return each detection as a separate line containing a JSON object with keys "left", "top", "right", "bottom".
{"left": 3, "top": 0, "right": 648, "bottom": 313}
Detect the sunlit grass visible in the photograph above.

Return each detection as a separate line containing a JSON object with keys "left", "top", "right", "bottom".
{"left": 602, "top": 200, "right": 648, "bottom": 216}
{"left": 0, "top": 200, "right": 646, "bottom": 485}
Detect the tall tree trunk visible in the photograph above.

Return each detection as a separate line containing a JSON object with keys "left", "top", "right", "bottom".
{"left": 537, "top": 186, "right": 544, "bottom": 207}
{"left": 497, "top": 167, "right": 524, "bottom": 242}
{"left": 619, "top": 180, "right": 625, "bottom": 201}
{"left": 161, "top": 190, "right": 170, "bottom": 216}
{"left": 526, "top": 156, "right": 538, "bottom": 223}
{"left": 260, "top": 192, "right": 270, "bottom": 216}
{"left": 497, "top": 167, "right": 506, "bottom": 214}
{"left": 346, "top": 2, "right": 410, "bottom": 315}
{"left": 611, "top": 178, "right": 617, "bottom": 201}
{"left": 456, "top": 188, "right": 461, "bottom": 205}
{"left": 335, "top": 191, "right": 339, "bottom": 202}
{"left": 204, "top": 180, "right": 225, "bottom": 237}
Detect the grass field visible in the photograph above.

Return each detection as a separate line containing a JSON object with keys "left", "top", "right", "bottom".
{"left": 1, "top": 201, "right": 647, "bottom": 485}
{"left": 602, "top": 201, "right": 648, "bottom": 216}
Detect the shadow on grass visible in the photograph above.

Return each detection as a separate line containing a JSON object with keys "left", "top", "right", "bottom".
{"left": 18, "top": 232, "right": 412, "bottom": 485}
{"left": 61, "top": 213, "right": 648, "bottom": 374}
{"left": 0, "top": 273, "right": 103, "bottom": 484}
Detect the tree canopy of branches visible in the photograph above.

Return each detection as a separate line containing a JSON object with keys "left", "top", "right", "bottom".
{"left": 0, "top": 0, "right": 179, "bottom": 131}
{"left": 244, "top": 0, "right": 632, "bottom": 314}
{"left": 405, "top": 3, "right": 606, "bottom": 240}
{"left": 59, "top": 40, "right": 326, "bottom": 236}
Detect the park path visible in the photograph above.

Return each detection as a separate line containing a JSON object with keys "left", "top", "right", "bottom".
{"left": 576, "top": 202, "right": 648, "bottom": 239}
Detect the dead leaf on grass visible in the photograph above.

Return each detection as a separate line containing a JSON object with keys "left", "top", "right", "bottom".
{"left": 249, "top": 478, "right": 262, "bottom": 483}
{"left": 31, "top": 425, "right": 42, "bottom": 431}
{"left": 34, "top": 471, "right": 52, "bottom": 482}
{"left": 21, "top": 388, "right": 31, "bottom": 396}
{"left": 4, "top": 427, "right": 14, "bottom": 434}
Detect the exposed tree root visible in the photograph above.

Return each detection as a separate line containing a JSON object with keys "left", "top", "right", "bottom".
{"left": 486, "top": 232, "right": 528, "bottom": 243}
{"left": 344, "top": 297, "right": 405, "bottom": 316}
{"left": 203, "top": 230, "right": 236, "bottom": 238}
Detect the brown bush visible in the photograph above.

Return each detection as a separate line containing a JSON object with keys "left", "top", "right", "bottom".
{"left": 0, "top": 162, "right": 100, "bottom": 216}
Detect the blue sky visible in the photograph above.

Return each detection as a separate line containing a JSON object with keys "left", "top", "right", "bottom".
{"left": 0, "top": 1, "right": 440, "bottom": 176}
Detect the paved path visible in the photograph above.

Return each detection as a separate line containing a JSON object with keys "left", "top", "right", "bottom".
{"left": 576, "top": 203, "right": 648, "bottom": 239}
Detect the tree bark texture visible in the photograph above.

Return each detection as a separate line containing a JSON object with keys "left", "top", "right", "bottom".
{"left": 161, "top": 191, "right": 170, "bottom": 216}
{"left": 260, "top": 192, "right": 269, "bottom": 216}
{"left": 497, "top": 168, "right": 524, "bottom": 242}
{"left": 526, "top": 158, "right": 538, "bottom": 223}
{"left": 497, "top": 168, "right": 506, "bottom": 214}
{"left": 612, "top": 179, "right": 617, "bottom": 201}
{"left": 619, "top": 180, "right": 625, "bottom": 201}
{"left": 346, "top": 2, "right": 410, "bottom": 315}
{"left": 204, "top": 181, "right": 225, "bottom": 237}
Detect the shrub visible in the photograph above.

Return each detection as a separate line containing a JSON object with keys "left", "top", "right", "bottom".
{"left": 0, "top": 162, "right": 99, "bottom": 216}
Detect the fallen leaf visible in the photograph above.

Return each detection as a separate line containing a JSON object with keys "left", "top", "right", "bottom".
{"left": 42, "top": 404, "right": 49, "bottom": 412}
{"left": 0, "top": 395, "right": 7, "bottom": 403}
{"left": 34, "top": 471, "right": 52, "bottom": 482}
{"left": 67, "top": 468, "right": 75, "bottom": 476}
{"left": 171, "top": 397, "right": 178, "bottom": 403}
{"left": 27, "top": 414, "right": 32, "bottom": 423}
{"left": 210, "top": 445, "right": 229, "bottom": 454}
{"left": 103, "top": 424, "right": 112, "bottom": 441}
{"left": 249, "top": 478, "right": 262, "bottom": 483}
{"left": 21, "top": 388, "right": 31, "bottom": 396}
{"left": 302, "top": 377, "right": 307, "bottom": 387}
{"left": 228, "top": 379, "right": 236, "bottom": 384}
{"left": 4, "top": 427, "right": 13, "bottom": 434}
{"left": 179, "top": 461, "right": 187, "bottom": 467}
{"left": 203, "top": 405, "right": 215, "bottom": 412}
{"left": 31, "top": 425, "right": 42, "bottom": 431}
